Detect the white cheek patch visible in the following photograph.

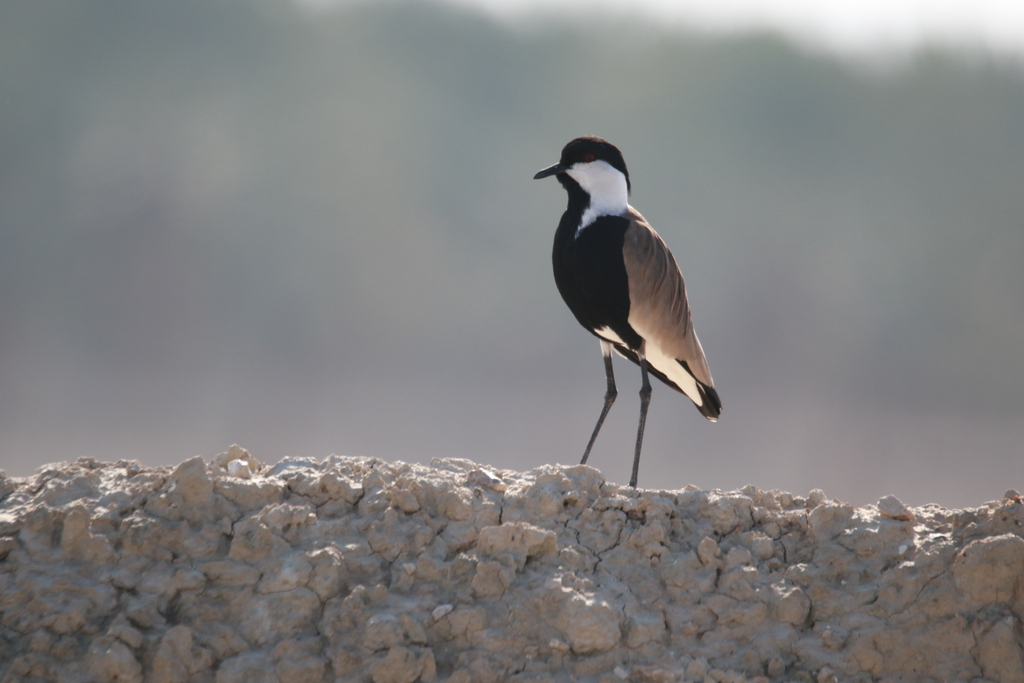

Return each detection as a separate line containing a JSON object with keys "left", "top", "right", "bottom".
{"left": 566, "top": 160, "right": 629, "bottom": 233}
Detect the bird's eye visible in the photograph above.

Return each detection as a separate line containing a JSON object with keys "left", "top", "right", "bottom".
{"left": 582, "top": 153, "right": 596, "bottom": 162}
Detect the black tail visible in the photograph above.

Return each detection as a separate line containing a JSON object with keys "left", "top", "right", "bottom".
{"left": 696, "top": 382, "right": 722, "bottom": 421}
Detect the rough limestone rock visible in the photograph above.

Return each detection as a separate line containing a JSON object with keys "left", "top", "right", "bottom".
{"left": 2, "top": 448, "right": 1024, "bottom": 682}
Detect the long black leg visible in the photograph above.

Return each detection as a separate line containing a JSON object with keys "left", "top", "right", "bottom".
{"left": 629, "top": 345, "right": 652, "bottom": 488}
{"left": 581, "top": 340, "right": 617, "bottom": 465}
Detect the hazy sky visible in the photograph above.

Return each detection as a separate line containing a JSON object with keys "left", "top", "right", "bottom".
{"left": 5, "top": 0, "right": 1023, "bottom": 505}
{"left": 439, "top": 0, "right": 1024, "bottom": 56}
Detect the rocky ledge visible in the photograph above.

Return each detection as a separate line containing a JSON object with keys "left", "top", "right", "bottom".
{"left": 1, "top": 447, "right": 1023, "bottom": 682}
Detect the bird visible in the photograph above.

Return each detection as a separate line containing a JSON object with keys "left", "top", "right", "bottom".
{"left": 534, "top": 136, "right": 721, "bottom": 488}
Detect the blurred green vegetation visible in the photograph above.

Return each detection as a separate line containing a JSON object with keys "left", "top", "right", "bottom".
{"left": 1, "top": 0, "right": 1022, "bottom": 504}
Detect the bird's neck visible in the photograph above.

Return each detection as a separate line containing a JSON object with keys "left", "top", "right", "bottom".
{"left": 553, "top": 184, "right": 587, "bottom": 249}
{"left": 564, "top": 161, "right": 629, "bottom": 234}
{"left": 558, "top": 172, "right": 628, "bottom": 237}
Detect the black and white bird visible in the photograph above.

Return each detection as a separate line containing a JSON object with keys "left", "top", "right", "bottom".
{"left": 534, "top": 136, "right": 721, "bottom": 488}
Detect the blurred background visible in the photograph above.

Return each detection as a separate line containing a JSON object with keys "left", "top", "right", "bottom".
{"left": 1, "top": 0, "right": 1022, "bottom": 507}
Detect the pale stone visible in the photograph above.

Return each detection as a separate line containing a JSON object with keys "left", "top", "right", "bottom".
{"left": 370, "top": 645, "right": 422, "bottom": 683}
{"left": 697, "top": 536, "right": 721, "bottom": 566}
{"left": 436, "top": 489, "right": 473, "bottom": 521}
{"left": 274, "top": 655, "right": 327, "bottom": 683}
{"left": 234, "top": 587, "right": 321, "bottom": 647}
{"left": 86, "top": 638, "right": 143, "bottom": 683}
{"left": 215, "top": 652, "right": 277, "bottom": 683}
{"left": 724, "top": 545, "right": 752, "bottom": 569}
{"left": 747, "top": 532, "right": 775, "bottom": 560}
{"left": 60, "top": 506, "right": 114, "bottom": 563}
{"left": 976, "top": 618, "right": 1024, "bottom": 682}
{"left": 167, "top": 456, "right": 213, "bottom": 511}
{"left": 201, "top": 560, "right": 261, "bottom": 587}
{"left": 203, "top": 623, "right": 248, "bottom": 661}
{"left": 228, "top": 517, "right": 291, "bottom": 562}
{"left": 257, "top": 553, "right": 313, "bottom": 594}
{"left": 212, "top": 444, "right": 262, "bottom": 473}
{"left": 686, "top": 657, "right": 709, "bottom": 681}
{"left": 953, "top": 534, "right": 1024, "bottom": 606}
{"left": 260, "top": 502, "right": 317, "bottom": 534}
{"left": 817, "top": 665, "right": 838, "bottom": 683}
{"left": 807, "top": 489, "right": 828, "bottom": 507}
{"left": 150, "top": 625, "right": 196, "bottom": 683}
{"left": 392, "top": 490, "right": 421, "bottom": 513}
{"left": 214, "top": 478, "right": 284, "bottom": 512}
{"left": 467, "top": 468, "right": 507, "bottom": 492}
{"left": 772, "top": 583, "right": 811, "bottom": 626}
{"left": 307, "top": 546, "right": 344, "bottom": 601}
{"left": 878, "top": 495, "right": 915, "bottom": 522}
{"left": 549, "top": 638, "right": 570, "bottom": 653}
{"left": 364, "top": 613, "right": 406, "bottom": 652}
{"left": 3, "top": 454, "right": 1024, "bottom": 682}
{"left": 477, "top": 522, "right": 556, "bottom": 569}
{"left": 704, "top": 493, "right": 755, "bottom": 535}
{"left": 624, "top": 611, "right": 665, "bottom": 648}
{"left": 107, "top": 617, "right": 144, "bottom": 649}
{"left": 561, "top": 593, "right": 621, "bottom": 654}
{"left": 471, "top": 559, "right": 514, "bottom": 598}
{"left": 226, "top": 459, "right": 252, "bottom": 479}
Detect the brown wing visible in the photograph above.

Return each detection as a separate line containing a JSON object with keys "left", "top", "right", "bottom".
{"left": 621, "top": 207, "right": 716, "bottom": 390}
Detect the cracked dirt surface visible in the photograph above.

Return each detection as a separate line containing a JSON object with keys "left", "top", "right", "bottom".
{"left": 1, "top": 447, "right": 1023, "bottom": 682}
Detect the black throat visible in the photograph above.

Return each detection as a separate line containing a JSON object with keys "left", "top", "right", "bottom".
{"left": 556, "top": 172, "right": 590, "bottom": 224}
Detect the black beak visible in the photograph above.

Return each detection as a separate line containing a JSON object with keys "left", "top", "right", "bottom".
{"left": 533, "top": 162, "right": 567, "bottom": 180}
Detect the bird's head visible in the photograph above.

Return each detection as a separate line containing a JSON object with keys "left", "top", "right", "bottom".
{"left": 533, "top": 136, "right": 631, "bottom": 198}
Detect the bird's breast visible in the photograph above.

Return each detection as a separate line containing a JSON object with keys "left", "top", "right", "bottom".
{"left": 552, "top": 214, "right": 641, "bottom": 349}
